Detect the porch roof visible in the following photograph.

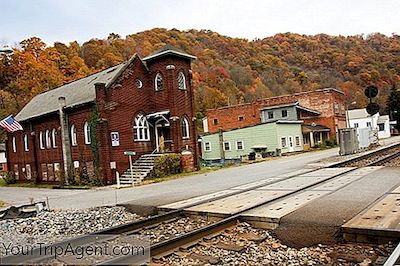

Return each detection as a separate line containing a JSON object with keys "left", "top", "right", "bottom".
{"left": 302, "top": 124, "right": 330, "bottom": 133}
{"left": 146, "top": 110, "right": 170, "bottom": 119}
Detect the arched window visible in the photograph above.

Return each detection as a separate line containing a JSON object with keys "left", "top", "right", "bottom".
{"left": 70, "top": 125, "right": 77, "bottom": 146}
{"left": 84, "top": 122, "right": 91, "bottom": 144}
{"left": 52, "top": 129, "right": 57, "bottom": 148}
{"left": 178, "top": 72, "right": 186, "bottom": 90}
{"left": 39, "top": 131, "right": 45, "bottom": 149}
{"left": 181, "top": 117, "right": 190, "bottom": 139}
{"left": 24, "top": 134, "right": 29, "bottom": 152}
{"left": 133, "top": 114, "right": 150, "bottom": 141}
{"left": 155, "top": 73, "right": 163, "bottom": 91}
{"left": 12, "top": 136, "right": 16, "bottom": 153}
{"left": 45, "top": 130, "right": 51, "bottom": 148}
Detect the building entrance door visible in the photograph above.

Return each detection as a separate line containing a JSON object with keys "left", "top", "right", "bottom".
{"left": 288, "top": 136, "right": 294, "bottom": 152}
{"left": 154, "top": 118, "right": 171, "bottom": 153}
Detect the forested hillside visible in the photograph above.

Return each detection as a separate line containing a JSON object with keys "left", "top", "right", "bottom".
{"left": 1, "top": 28, "right": 400, "bottom": 127}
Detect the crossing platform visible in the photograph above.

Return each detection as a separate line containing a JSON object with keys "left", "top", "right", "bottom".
{"left": 342, "top": 181, "right": 400, "bottom": 243}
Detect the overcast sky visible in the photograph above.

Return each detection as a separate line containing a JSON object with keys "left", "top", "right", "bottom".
{"left": 1, "top": 0, "right": 399, "bottom": 46}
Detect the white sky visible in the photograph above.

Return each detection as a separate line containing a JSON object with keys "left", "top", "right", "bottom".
{"left": 1, "top": 0, "right": 399, "bottom": 45}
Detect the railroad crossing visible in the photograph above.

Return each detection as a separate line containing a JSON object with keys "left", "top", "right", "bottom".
{"left": 4, "top": 142, "right": 400, "bottom": 265}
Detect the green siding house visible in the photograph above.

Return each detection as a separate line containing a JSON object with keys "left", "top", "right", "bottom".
{"left": 201, "top": 121, "right": 303, "bottom": 161}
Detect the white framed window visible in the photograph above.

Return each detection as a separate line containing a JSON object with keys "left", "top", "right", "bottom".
{"left": 295, "top": 136, "right": 301, "bottom": 146}
{"left": 84, "top": 122, "right": 91, "bottom": 144}
{"left": 178, "top": 71, "right": 186, "bottom": 90}
{"left": 366, "top": 121, "right": 371, "bottom": 128}
{"left": 281, "top": 109, "right": 288, "bottom": 117}
{"left": 341, "top": 105, "right": 345, "bottom": 114}
{"left": 70, "top": 125, "right": 77, "bottom": 146}
{"left": 155, "top": 73, "right": 163, "bottom": 91}
{"left": 45, "top": 130, "right": 51, "bottom": 149}
{"left": 135, "top": 79, "right": 143, "bottom": 89}
{"left": 12, "top": 136, "right": 17, "bottom": 153}
{"left": 181, "top": 117, "right": 190, "bottom": 139}
{"left": 133, "top": 114, "right": 150, "bottom": 141}
{"left": 24, "top": 134, "right": 29, "bottom": 152}
{"left": 354, "top": 123, "right": 359, "bottom": 128}
{"left": 334, "top": 102, "right": 339, "bottom": 114}
{"left": 236, "top": 140, "right": 244, "bottom": 150}
{"left": 52, "top": 129, "right": 57, "bottom": 148}
{"left": 281, "top": 137, "right": 287, "bottom": 148}
{"left": 224, "top": 142, "right": 231, "bottom": 151}
{"left": 39, "top": 131, "right": 45, "bottom": 149}
{"left": 204, "top": 142, "right": 211, "bottom": 152}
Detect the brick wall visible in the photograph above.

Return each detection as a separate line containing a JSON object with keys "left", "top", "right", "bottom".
{"left": 206, "top": 88, "right": 346, "bottom": 139}
{"left": 6, "top": 53, "right": 199, "bottom": 184}
{"left": 6, "top": 106, "right": 93, "bottom": 182}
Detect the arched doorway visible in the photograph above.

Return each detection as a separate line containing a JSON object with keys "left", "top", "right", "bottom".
{"left": 154, "top": 118, "right": 171, "bottom": 152}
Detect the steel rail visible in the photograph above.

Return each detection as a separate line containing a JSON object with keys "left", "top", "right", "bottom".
{"left": 371, "top": 151, "right": 400, "bottom": 166}
{"left": 330, "top": 143, "right": 400, "bottom": 168}
{"left": 383, "top": 242, "right": 400, "bottom": 266}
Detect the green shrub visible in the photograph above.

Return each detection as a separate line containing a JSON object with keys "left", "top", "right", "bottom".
{"left": 3, "top": 171, "right": 16, "bottom": 184}
{"left": 324, "top": 139, "right": 336, "bottom": 147}
{"left": 153, "top": 154, "right": 182, "bottom": 178}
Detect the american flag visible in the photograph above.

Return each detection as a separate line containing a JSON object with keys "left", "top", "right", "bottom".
{"left": 0, "top": 115, "right": 23, "bottom": 133}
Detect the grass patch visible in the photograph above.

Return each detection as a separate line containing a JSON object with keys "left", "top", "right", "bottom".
{"left": 0, "top": 179, "right": 93, "bottom": 189}
{"left": 7, "top": 183, "right": 55, "bottom": 189}
{"left": 139, "top": 166, "right": 223, "bottom": 186}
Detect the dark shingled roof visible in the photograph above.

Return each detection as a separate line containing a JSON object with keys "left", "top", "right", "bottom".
{"left": 15, "top": 55, "right": 143, "bottom": 122}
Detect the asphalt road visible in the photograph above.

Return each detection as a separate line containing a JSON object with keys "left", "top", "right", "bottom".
{"left": 0, "top": 148, "right": 339, "bottom": 209}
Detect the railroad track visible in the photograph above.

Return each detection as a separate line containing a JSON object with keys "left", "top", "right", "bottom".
{"left": 332, "top": 143, "right": 400, "bottom": 168}
{"left": 3, "top": 144, "right": 399, "bottom": 265}
{"left": 372, "top": 150, "right": 400, "bottom": 166}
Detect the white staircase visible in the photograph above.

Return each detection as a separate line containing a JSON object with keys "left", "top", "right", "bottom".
{"left": 119, "top": 154, "right": 163, "bottom": 185}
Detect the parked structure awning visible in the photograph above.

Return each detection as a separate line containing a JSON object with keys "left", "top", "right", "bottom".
{"left": 302, "top": 124, "right": 330, "bottom": 133}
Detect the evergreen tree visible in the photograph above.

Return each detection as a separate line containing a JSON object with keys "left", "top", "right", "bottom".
{"left": 386, "top": 86, "right": 400, "bottom": 130}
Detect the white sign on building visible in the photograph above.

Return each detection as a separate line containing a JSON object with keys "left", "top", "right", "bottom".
{"left": 111, "top": 132, "right": 120, "bottom": 146}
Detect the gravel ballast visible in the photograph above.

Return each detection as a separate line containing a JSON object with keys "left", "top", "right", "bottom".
{"left": 162, "top": 222, "right": 394, "bottom": 265}
{"left": 0, "top": 206, "right": 141, "bottom": 256}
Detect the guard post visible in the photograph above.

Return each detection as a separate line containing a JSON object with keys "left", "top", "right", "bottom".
{"left": 124, "top": 151, "right": 136, "bottom": 185}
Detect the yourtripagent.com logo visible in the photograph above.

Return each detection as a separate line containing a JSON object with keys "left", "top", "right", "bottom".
{"left": 0, "top": 234, "right": 150, "bottom": 265}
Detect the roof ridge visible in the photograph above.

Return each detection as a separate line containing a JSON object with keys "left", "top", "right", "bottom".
{"left": 32, "top": 62, "right": 124, "bottom": 99}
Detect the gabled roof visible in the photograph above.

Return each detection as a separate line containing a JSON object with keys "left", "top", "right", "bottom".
{"left": 260, "top": 101, "right": 321, "bottom": 115}
{"left": 143, "top": 44, "right": 197, "bottom": 61}
{"left": 16, "top": 55, "right": 142, "bottom": 122}
{"left": 347, "top": 108, "right": 379, "bottom": 119}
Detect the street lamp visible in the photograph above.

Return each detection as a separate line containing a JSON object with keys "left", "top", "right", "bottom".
{"left": 346, "top": 101, "right": 357, "bottom": 128}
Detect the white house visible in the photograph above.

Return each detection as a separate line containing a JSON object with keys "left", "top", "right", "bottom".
{"left": 0, "top": 144, "right": 7, "bottom": 172}
{"left": 348, "top": 109, "right": 391, "bottom": 148}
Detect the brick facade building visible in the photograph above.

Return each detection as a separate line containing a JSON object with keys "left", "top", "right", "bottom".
{"left": 6, "top": 45, "right": 199, "bottom": 184}
{"left": 205, "top": 88, "right": 347, "bottom": 141}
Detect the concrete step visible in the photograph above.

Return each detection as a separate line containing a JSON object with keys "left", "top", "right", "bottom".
{"left": 123, "top": 170, "right": 149, "bottom": 174}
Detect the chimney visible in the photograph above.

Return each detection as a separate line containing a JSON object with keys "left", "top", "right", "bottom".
{"left": 58, "top": 96, "right": 72, "bottom": 185}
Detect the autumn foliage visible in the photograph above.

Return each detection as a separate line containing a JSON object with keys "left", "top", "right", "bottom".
{"left": 1, "top": 29, "right": 400, "bottom": 130}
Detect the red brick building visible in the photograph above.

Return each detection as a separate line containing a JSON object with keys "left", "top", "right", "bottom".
{"left": 6, "top": 45, "right": 199, "bottom": 184}
{"left": 205, "top": 88, "right": 347, "bottom": 146}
